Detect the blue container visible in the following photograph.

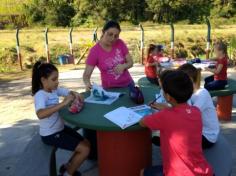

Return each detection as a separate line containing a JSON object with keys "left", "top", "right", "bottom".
{"left": 58, "top": 55, "right": 68, "bottom": 65}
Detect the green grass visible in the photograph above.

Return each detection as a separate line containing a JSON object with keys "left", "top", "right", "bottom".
{"left": 1, "top": 24, "right": 236, "bottom": 73}
{"left": 0, "top": 0, "right": 30, "bottom": 15}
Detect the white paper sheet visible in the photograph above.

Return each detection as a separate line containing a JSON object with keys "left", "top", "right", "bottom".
{"left": 192, "top": 63, "right": 210, "bottom": 69}
{"left": 85, "top": 84, "right": 121, "bottom": 105}
{"left": 104, "top": 107, "right": 143, "bottom": 129}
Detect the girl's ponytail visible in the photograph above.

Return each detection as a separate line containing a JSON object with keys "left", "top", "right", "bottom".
{"left": 178, "top": 63, "right": 202, "bottom": 89}
{"left": 32, "top": 61, "right": 43, "bottom": 95}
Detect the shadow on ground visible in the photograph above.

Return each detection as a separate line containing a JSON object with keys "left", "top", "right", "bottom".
{"left": 0, "top": 119, "right": 38, "bottom": 176}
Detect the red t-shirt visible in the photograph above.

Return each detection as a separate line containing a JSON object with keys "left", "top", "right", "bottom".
{"left": 144, "top": 53, "right": 163, "bottom": 78}
{"left": 143, "top": 104, "right": 213, "bottom": 176}
{"left": 214, "top": 57, "right": 228, "bottom": 80}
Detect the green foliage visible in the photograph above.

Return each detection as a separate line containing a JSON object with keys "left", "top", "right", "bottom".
{"left": 0, "top": 0, "right": 236, "bottom": 27}
{"left": 23, "top": 0, "right": 75, "bottom": 26}
{"left": 146, "top": 0, "right": 211, "bottom": 23}
{"left": 211, "top": 0, "right": 236, "bottom": 18}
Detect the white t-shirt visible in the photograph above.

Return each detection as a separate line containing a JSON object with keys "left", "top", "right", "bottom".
{"left": 34, "top": 88, "right": 70, "bottom": 136}
{"left": 155, "top": 89, "right": 167, "bottom": 103}
{"left": 189, "top": 88, "right": 220, "bottom": 143}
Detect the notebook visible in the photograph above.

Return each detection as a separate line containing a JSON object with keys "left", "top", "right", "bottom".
{"left": 104, "top": 107, "right": 143, "bottom": 129}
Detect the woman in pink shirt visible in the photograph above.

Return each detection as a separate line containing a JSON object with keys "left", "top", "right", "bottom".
{"left": 83, "top": 20, "right": 134, "bottom": 90}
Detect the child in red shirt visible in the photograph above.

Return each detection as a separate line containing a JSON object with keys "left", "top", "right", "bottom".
{"left": 140, "top": 70, "right": 213, "bottom": 176}
{"left": 204, "top": 41, "right": 228, "bottom": 90}
{"left": 144, "top": 44, "right": 163, "bottom": 85}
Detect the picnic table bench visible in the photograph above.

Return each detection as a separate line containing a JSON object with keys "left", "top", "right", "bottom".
{"left": 14, "top": 133, "right": 58, "bottom": 176}
{"left": 209, "top": 79, "right": 236, "bottom": 120}
{"left": 204, "top": 133, "right": 233, "bottom": 176}
{"left": 138, "top": 77, "right": 236, "bottom": 120}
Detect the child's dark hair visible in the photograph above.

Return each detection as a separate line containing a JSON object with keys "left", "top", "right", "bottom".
{"left": 214, "top": 40, "right": 228, "bottom": 56}
{"left": 31, "top": 61, "right": 58, "bottom": 95}
{"left": 178, "top": 63, "right": 201, "bottom": 89}
{"left": 162, "top": 70, "right": 193, "bottom": 103}
{"left": 156, "top": 45, "right": 163, "bottom": 52}
{"left": 102, "top": 20, "right": 121, "bottom": 33}
{"left": 146, "top": 44, "right": 163, "bottom": 60}
{"left": 146, "top": 44, "right": 156, "bottom": 59}
{"left": 159, "top": 69, "right": 174, "bottom": 84}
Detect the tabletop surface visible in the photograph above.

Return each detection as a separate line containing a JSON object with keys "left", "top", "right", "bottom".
{"left": 138, "top": 76, "right": 236, "bottom": 97}
{"left": 59, "top": 87, "right": 159, "bottom": 131}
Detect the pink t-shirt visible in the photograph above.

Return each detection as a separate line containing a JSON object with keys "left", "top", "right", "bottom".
{"left": 86, "top": 39, "right": 133, "bottom": 88}
{"left": 143, "top": 104, "right": 213, "bottom": 176}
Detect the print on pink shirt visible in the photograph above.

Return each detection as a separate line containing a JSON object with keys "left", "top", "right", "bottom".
{"left": 106, "top": 48, "right": 124, "bottom": 80}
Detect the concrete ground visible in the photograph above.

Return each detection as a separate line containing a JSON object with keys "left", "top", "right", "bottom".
{"left": 0, "top": 64, "right": 235, "bottom": 176}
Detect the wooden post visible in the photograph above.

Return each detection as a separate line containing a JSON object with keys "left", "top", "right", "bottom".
{"left": 206, "top": 18, "right": 211, "bottom": 59}
{"left": 139, "top": 23, "right": 144, "bottom": 64}
{"left": 170, "top": 23, "right": 174, "bottom": 59}
{"left": 45, "top": 28, "right": 50, "bottom": 63}
{"left": 16, "top": 28, "right": 23, "bottom": 71}
{"left": 69, "top": 27, "right": 74, "bottom": 64}
{"left": 92, "top": 27, "right": 98, "bottom": 42}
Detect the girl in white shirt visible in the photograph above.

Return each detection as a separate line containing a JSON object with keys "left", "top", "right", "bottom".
{"left": 32, "top": 61, "right": 90, "bottom": 176}
{"left": 178, "top": 63, "right": 220, "bottom": 149}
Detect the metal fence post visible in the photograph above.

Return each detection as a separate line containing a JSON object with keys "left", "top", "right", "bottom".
{"left": 170, "top": 23, "right": 175, "bottom": 59}
{"left": 139, "top": 23, "right": 144, "bottom": 64}
{"left": 16, "top": 28, "right": 23, "bottom": 71}
{"left": 206, "top": 18, "right": 211, "bottom": 59}
{"left": 45, "top": 28, "right": 50, "bottom": 63}
{"left": 92, "top": 27, "right": 98, "bottom": 42}
{"left": 69, "top": 27, "right": 74, "bottom": 64}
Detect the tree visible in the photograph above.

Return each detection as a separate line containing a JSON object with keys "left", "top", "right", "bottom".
{"left": 211, "top": 0, "right": 236, "bottom": 18}
{"left": 23, "top": 0, "right": 75, "bottom": 26}
{"left": 146, "top": 0, "right": 211, "bottom": 23}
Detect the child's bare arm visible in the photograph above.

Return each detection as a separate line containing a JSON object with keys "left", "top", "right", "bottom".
{"left": 139, "top": 118, "right": 147, "bottom": 127}
{"left": 145, "top": 61, "right": 158, "bottom": 67}
{"left": 36, "top": 94, "right": 74, "bottom": 119}
{"left": 205, "top": 64, "right": 223, "bottom": 74}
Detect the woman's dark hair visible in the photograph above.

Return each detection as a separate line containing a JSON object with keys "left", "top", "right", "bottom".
{"left": 102, "top": 20, "right": 121, "bottom": 33}
{"left": 178, "top": 63, "right": 201, "bottom": 88}
{"left": 31, "top": 61, "right": 58, "bottom": 95}
{"left": 162, "top": 70, "right": 193, "bottom": 103}
{"left": 214, "top": 40, "right": 228, "bottom": 56}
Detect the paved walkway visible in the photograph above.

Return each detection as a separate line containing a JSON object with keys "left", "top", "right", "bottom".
{"left": 0, "top": 64, "right": 235, "bottom": 176}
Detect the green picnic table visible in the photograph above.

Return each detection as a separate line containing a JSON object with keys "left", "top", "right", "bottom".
{"left": 59, "top": 87, "right": 159, "bottom": 176}
{"left": 138, "top": 77, "right": 236, "bottom": 120}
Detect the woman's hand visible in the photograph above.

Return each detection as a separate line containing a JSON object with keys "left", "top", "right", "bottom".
{"left": 114, "top": 64, "right": 126, "bottom": 74}
{"left": 85, "top": 83, "right": 92, "bottom": 91}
